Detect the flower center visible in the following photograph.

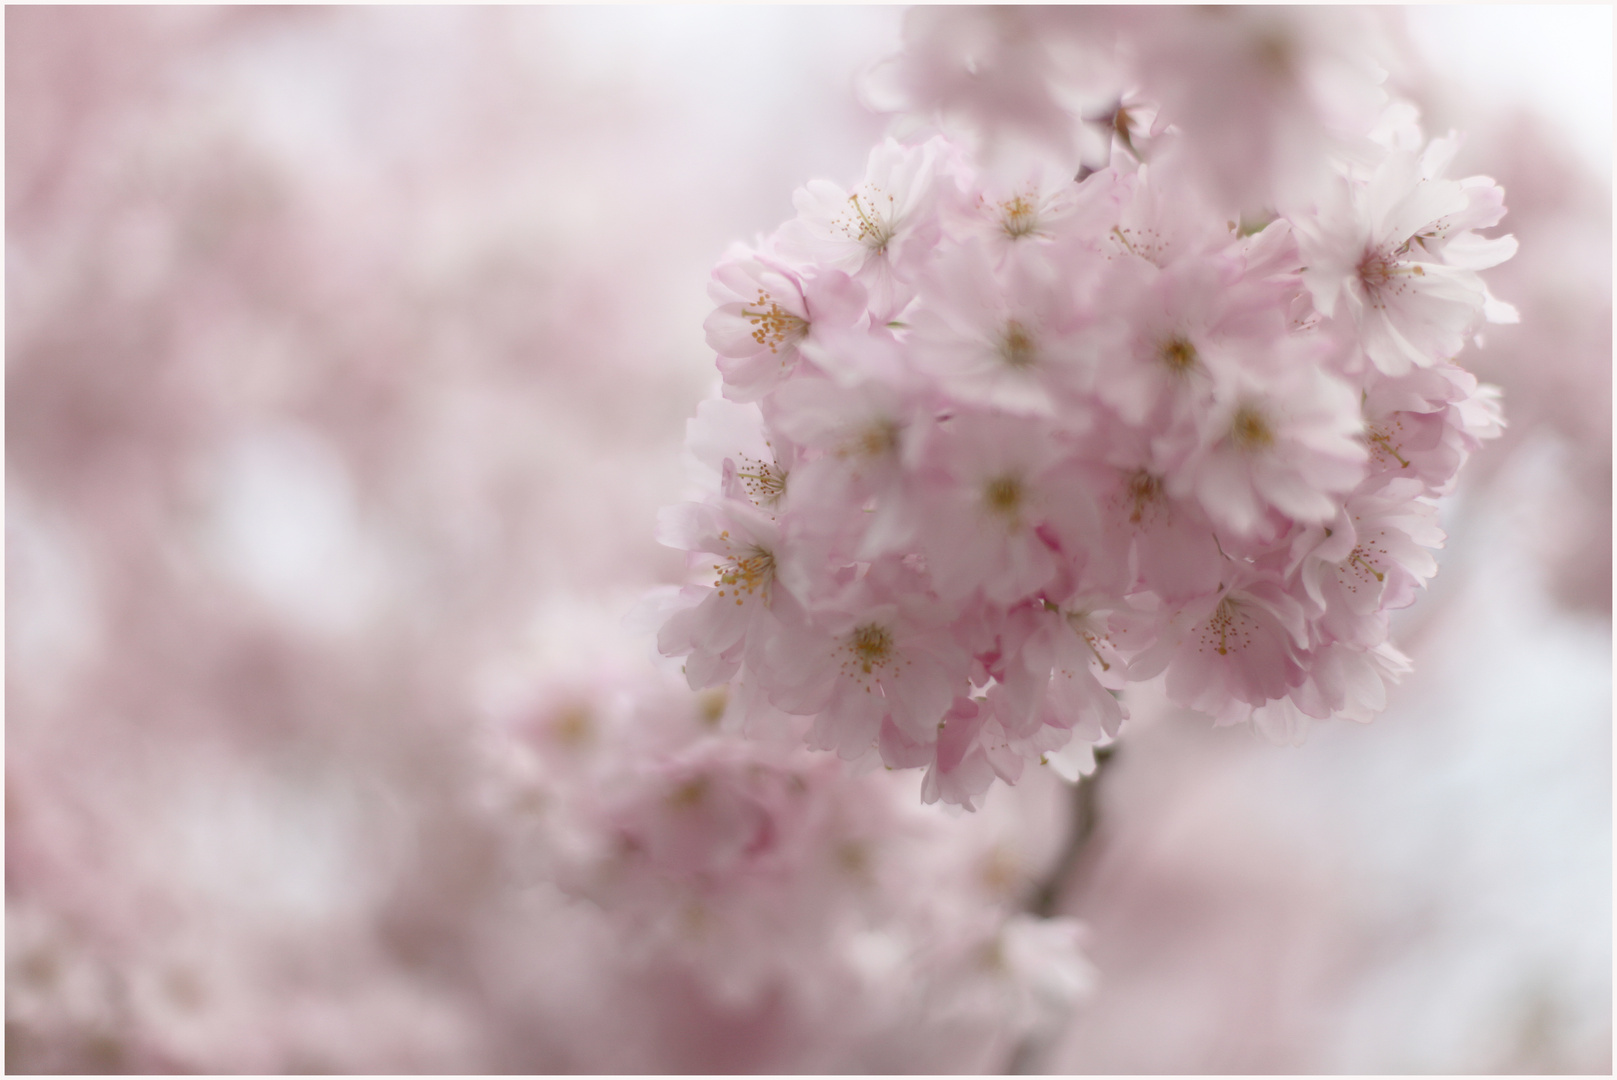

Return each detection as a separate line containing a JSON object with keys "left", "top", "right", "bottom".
{"left": 1230, "top": 405, "right": 1275, "bottom": 452}
{"left": 1357, "top": 245, "right": 1425, "bottom": 304}
{"left": 734, "top": 454, "right": 787, "bottom": 508}
{"left": 1253, "top": 31, "right": 1293, "bottom": 77}
{"left": 1348, "top": 547, "right": 1386, "bottom": 585}
{"left": 998, "top": 320, "right": 1037, "bottom": 369}
{"left": 1358, "top": 249, "right": 1397, "bottom": 290}
{"left": 1125, "top": 469, "right": 1164, "bottom": 524}
{"left": 1158, "top": 335, "right": 1198, "bottom": 373}
{"left": 1113, "top": 104, "right": 1137, "bottom": 144}
{"left": 841, "top": 419, "right": 901, "bottom": 461}
{"left": 845, "top": 623, "right": 895, "bottom": 675}
{"left": 549, "top": 705, "right": 594, "bottom": 748}
{"left": 983, "top": 475, "right": 1025, "bottom": 520}
{"left": 742, "top": 291, "right": 808, "bottom": 355}
{"left": 1366, "top": 421, "right": 1412, "bottom": 469}
{"left": 1201, "top": 597, "right": 1254, "bottom": 657}
{"left": 668, "top": 776, "right": 709, "bottom": 809}
{"left": 696, "top": 687, "right": 728, "bottom": 726}
{"left": 999, "top": 194, "right": 1039, "bottom": 239}
{"left": 839, "top": 189, "right": 896, "bottom": 253}
{"left": 713, "top": 547, "right": 774, "bottom": 604}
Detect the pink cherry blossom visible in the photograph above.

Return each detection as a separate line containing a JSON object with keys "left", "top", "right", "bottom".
{"left": 657, "top": 9, "right": 1513, "bottom": 795}
{"left": 1174, "top": 339, "right": 1368, "bottom": 538}
{"left": 1290, "top": 478, "right": 1443, "bottom": 646}
{"left": 777, "top": 137, "right": 958, "bottom": 321}
{"left": 1296, "top": 137, "right": 1518, "bottom": 376}
{"left": 705, "top": 248, "right": 874, "bottom": 403}
{"left": 655, "top": 499, "right": 783, "bottom": 690}
{"left": 1130, "top": 566, "right": 1310, "bottom": 724}
{"left": 907, "top": 238, "right": 1098, "bottom": 417}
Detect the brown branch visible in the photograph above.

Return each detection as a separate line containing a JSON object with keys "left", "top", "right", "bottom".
{"left": 1006, "top": 742, "right": 1118, "bottom": 1074}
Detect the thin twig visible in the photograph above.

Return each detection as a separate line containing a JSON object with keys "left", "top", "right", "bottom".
{"left": 1027, "top": 742, "right": 1116, "bottom": 918}
{"left": 1005, "top": 743, "right": 1118, "bottom": 1074}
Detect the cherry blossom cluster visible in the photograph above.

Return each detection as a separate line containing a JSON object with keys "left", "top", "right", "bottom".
{"left": 653, "top": 12, "right": 1513, "bottom": 807}
{"left": 487, "top": 666, "right": 1092, "bottom": 1070}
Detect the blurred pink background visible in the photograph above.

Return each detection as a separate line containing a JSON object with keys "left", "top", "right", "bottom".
{"left": 7, "top": 7, "right": 1610, "bottom": 1073}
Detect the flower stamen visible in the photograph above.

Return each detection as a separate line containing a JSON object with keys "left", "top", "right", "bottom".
{"left": 1201, "top": 597, "right": 1255, "bottom": 657}
{"left": 984, "top": 475, "right": 1025, "bottom": 520}
{"left": 1366, "top": 423, "right": 1412, "bottom": 469}
{"left": 741, "top": 290, "right": 808, "bottom": 355}
{"left": 734, "top": 454, "right": 787, "bottom": 508}
{"left": 1159, "top": 335, "right": 1198, "bottom": 374}
{"left": 844, "top": 623, "right": 895, "bottom": 676}
{"left": 1349, "top": 550, "right": 1385, "bottom": 583}
{"left": 998, "top": 320, "right": 1037, "bottom": 369}
{"left": 840, "top": 189, "right": 896, "bottom": 252}
{"left": 1125, "top": 470, "right": 1164, "bottom": 524}
{"left": 1357, "top": 246, "right": 1427, "bottom": 309}
{"left": 713, "top": 547, "right": 775, "bottom": 605}
{"left": 839, "top": 419, "right": 901, "bottom": 461}
{"left": 1230, "top": 405, "right": 1275, "bottom": 452}
{"left": 999, "top": 194, "right": 1039, "bottom": 239}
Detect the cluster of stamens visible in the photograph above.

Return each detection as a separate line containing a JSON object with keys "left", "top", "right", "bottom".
{"left": 842, "top": 623, "right": 898, "bottom": 681}
{"left": 999, "top": 194, "right": 1040, "bottom": 239}
{"left": 1109, "top": 224, "right": 1168, "bottom": 265}
{"left": 998, "top": 319, "right": 1037, "bottom": 369}
{"left": 1158, "top": 335, "right": 1198, "bottom": 374}
{"left": 1340, "top": 521, "right": 1391, "bottom": 593}
{"left": 1123, "top": 469, "right": 1165, "bottom": 526}
{"left": 1229, "top": 404, "right": 1276, "bottom": 451}
{"left": 1200, "top": 596, "right": 1256, "bottom": 657}
{"left": 742, "top": 290, "right": 809, "bottom": 355}
{"left": 838, "top": 188, "right": 897, "bottom": 252}
{"left": 1365, "top": 421, "right": 1412, "bottom": 470}
{"left": 734, "top": 454, "right": 787, "bottom": 508}
{"left": 1356, "top": 244, "right": 1425, "bottom": 309}
{"left": 839, "top": 419, "right": 901, "bottom": 462}
{"left": 713, "top": 547, "right": 775, "bottom": 605}
{"left": 983, "top": 475, "right": 1026, "bottom": 525}
{"left": 1344, "top": 546, "right": 1386, "bottom": 589}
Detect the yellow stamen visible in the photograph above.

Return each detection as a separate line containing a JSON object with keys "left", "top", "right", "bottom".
{"left": 999, "top": 320, "right": 1036, "bottom": 369}
{"left": 1230, "top": 405, "right": 1275, "bottom": 452}
{"left": 984, "top": 475, "right": 1024, "bottom": 519}
{"left": 549, "top": 705, "right": 593, "bottom": 748}
{"left": 734, "top": 454, "right": 787, "bottom": 508}
{"left": 714, "top": 547, "right": 774, "bottom": 604}
{"left": 847, "top": 623, "right": 894, "bottom": 675}
{"left": 840, "top": 419, "right": 900, "bottom": 461}
{"left": 696, "top": 686, "right": 728, "bottom": 727}
{"left": 741, "top": 290, "right": 808, "bottom": 355}
{"left": 1349, "top": 549, "right": 1385, "bottom": 583}
{"left": 668, "top": 776, "right": 709, "bottom": 809}
{"left": 1367, "top": 424, "right": 1411, "bottom": 469}
{"left": 1200, "top": 596, "right": 1256, "bottom": 657}
{"left": 1159, "top": 335, "right": 1198, "bottom": 373}
{"left": 841, "top": 190, "right": 896, "bottom": 252}
{"left": 1125, "top": 469, "right": 1164, "bottom": 524}
{"left": 1000, "top": 194, "right": 1039, "bottom": 239}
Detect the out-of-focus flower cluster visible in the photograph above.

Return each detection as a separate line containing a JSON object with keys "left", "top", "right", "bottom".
{"left": 478, "top": 660, "right": 1092, "bottom": 1072}
{"left": 655, "top": 7, "right": 1515, "bottom": 806}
